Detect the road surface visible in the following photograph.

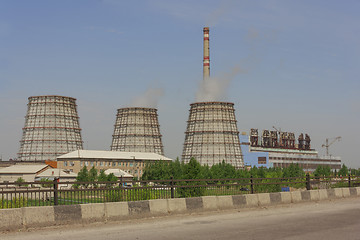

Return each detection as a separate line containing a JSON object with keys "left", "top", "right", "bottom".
{"left": 1, "top": 197, "right": 360, "bottom": 240}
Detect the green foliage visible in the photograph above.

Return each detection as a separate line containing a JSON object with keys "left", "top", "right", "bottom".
{"left": 338, "top": 164, "right": 349, "bottom": 176}
{"left": 15, "top": 177, "right": 28, "bottom": 187}
{"left": 97, "top": 169, "right": 108, "bottom": 182}
{"left": 313, "top": 165, "right": 332, "bottom": 177}
{"left": 0, "top": 197, "right": 28, "bottom": 209}
{"left": 282, "top": 164, "right": 305, "bottom": 178}
{"left": 39, "top": 178, "right": 53, "bottom": 188}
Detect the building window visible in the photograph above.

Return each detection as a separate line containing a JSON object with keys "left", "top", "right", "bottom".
{"left": 91, "top": 162, "right": 94, "bottom": 167}
{"left": 130, "top": 162, "right": 133, "bottom": 167}
{"left": 258, "top": 157, "right": 266, "bottom": 164}
{"left": 112, "top": 162, "right": 116, "bottom": 167}
{"left": 105, "top": 162, "right": 108, "bottom": 166}
{"left": 85, "top": 161, "right": 89, "bottom": 166}
{"left": 80, "top": 162, "right": 83, "bottom": 167}
{"left": 64, "top": 161, "right": 68, "bottom": 167}
{"left": 100, "top": 162, "right": 104, "bottom": 166}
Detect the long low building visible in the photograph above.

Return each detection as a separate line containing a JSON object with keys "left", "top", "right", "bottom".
{"left": 57, "top": 150, "right": 173, "bottom": 179}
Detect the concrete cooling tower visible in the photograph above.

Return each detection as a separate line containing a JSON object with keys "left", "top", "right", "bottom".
{"left": 110, "top": 107, "right": 164, "bottom": 155}
{"left": 18, "top": 95, "right": 83, "bottom": 161}
{"left": 182, "top": 102, "right": 243, "bottom": 168}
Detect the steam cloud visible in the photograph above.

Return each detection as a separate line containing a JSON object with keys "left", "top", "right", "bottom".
{"left": 130, "top": 87, "right": 164, "bottom": 108}
{"left": 196, "top": 65, "right": 246, "bottom": 102}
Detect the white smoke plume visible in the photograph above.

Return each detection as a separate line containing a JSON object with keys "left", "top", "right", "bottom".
{"left": 130, "top": 87, "right": 164, "bottom": 108}
{"left": 196, "top": 65, "right": 246, "bottom": 102}
{"left": 205, "top": 0, "right": 235, "bottom": 27}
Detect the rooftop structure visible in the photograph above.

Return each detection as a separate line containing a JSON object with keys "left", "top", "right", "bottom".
{"left": 111, "top": 107, "right": 164, "bottom": 155}
{"left": 182, "top": 102, "right": 244, "bottom": 168}
{"left": 18, "top": 95, "right": 83, "bottom": 162}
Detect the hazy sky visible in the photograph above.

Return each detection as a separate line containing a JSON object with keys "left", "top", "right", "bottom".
{"left": 0, "top": 0, "right": 359, "bottom": 167}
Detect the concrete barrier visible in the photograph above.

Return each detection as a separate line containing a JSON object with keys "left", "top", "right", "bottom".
{"left": 23, "top": 206, "right": 55, "bottom": 227}
{"left": 216, "top": 196, "right": 233, "bottom": 210}
{"left": 279, "top": 192, "right": 292, "bottom": 204}
{"left": 245, "top": 194, "right": 259, "bottom": 207}
{"left": 149, "top": 199, "right": 168, "bottom": 215}
{"left": 342, "top": 188, "right": 350, "bottom": 198}
{"left": 81, "top": 203, "right": 105, "bottom": 221}
{"left": 291, "top": 191, "right": 302, "bottom": 203}
{"left": 334, "top": 188, "right": 343, "bottom": 198}
{"left": 202, "top": 196, "right": 218, "bottom": 210}
{"left": 258, "top": 193, "right": 270, "bottom": 206}
{"left": 309, "top": 190, "right": 320, "bottom": 201}
{"left": 167, "top": 198, "right": 186, "bottom": 213}
{"left": 104, "top": 202, "right": 129, "bottom": 219}
{"left": 1, "top": 187, "right": 360, "bottom": 232}
{"left": 318, "top": 189, "right": 328, "bottom": 201}
{"left": 0, "top": 208, "right": 22, "bottom": 231}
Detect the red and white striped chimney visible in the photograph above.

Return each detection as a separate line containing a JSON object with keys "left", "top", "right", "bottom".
{"left": 203, "top": 27, "right": 210, "bottom": 80}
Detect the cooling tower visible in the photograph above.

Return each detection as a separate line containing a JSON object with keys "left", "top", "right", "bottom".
{"left": 111, "top": 107, "right": 164, "bottom": 155}
{"left": 18, "top": 95, "right": 83, "bottom": 161}
{"left": 182, "top": 102, "right": 243, "bottom": 168}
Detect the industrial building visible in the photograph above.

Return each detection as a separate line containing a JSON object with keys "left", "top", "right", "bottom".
{"left": 111, "top": 107, "right": 164, "bottom": 155}
{"left": 182, "top": 27, "right": 244, "bottom": 168}
{"left": 57, "top": 150, "right": 172, "bottom": 179}
{"left": 240, "top": 130, "right": 341, "bottom": 172}
{"left": 17, "top": 95, "right": 83, "bottom": 162}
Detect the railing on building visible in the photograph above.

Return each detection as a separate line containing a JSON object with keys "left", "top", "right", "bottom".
{"left": 0, "top": 175, "right": 358, "bottom": 209}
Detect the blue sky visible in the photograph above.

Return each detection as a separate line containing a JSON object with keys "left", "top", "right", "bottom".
{"left": 0, "top": 0, "right": 359, "bottom": 167}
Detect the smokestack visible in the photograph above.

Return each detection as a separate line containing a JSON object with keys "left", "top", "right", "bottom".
{"left": 203, "top": 27, "right": 210, "bottom": 80}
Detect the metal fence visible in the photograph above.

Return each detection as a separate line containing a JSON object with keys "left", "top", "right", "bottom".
{"left": 0, "top": 175, "right": 358, "bottom": 209}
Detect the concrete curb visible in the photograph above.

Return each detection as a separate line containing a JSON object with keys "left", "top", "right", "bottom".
{"left": 1, "top": 188, "right": 359, "bottom": 231}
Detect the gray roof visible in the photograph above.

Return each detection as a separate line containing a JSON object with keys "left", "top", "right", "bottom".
{"left": 0, "top": 164, "right": 49, "bottom": 174}
{"left": 105, "top": 169, "right": 133, "bottom": 178}
{"left": 36, "top": 169, "right": 77, "bottom": 178}
{"left": 57, "top": 150, "right": 173, "bottom": 161}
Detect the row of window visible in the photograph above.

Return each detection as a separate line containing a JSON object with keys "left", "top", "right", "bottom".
{"left": 63, "top": 161, "right": 146, "bottom": 168}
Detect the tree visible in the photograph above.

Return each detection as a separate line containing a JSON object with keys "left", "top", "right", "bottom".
{"left": 98, "top": 169, "right": 108, "bottom": 182}
{"left": 88, "top": 166, "right": 98, "bottom": 182}
{"left": 15, "top": 177, "right": 27, "bottom": 187}
{"left": 77, "top": 166, "right": 89, "bottom": 182}
{"left": 313, "top": 165, "right": 331, "bottom": 177}
{"left": 338, "top": 164, "right": 349, "bottom": 177}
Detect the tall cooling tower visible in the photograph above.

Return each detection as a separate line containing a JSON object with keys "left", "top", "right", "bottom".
{"left": 111, "top": 107, "right": 164, "bottom": 155}
{"left": 18, "top": 95, "right": 83, "bottom": 161}
{"left": 182, "top": 102, "right": 243, "bottom": 168}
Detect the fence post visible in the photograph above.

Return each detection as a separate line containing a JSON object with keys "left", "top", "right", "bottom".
{"left": 306, "top": 173, "right": 311, "bottom": 190}
{"left": 348, "top": 175, "right": 351, "bottom": 188}
{"left": 53, "top": 178, "right": 58, "bottom": 206}
{"left": 170, "top": 176, "right": 174, "bottom": 198}
{"left": 250, "top": 175, "right": 254, "bottom": 194}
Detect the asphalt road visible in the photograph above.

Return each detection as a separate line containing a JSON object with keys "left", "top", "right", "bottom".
{"left": 2, "top": 197, "right": 360, "bottom": 240}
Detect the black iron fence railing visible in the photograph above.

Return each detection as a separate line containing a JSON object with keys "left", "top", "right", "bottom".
{"left": 0, "top": 175, "right": 358, "bottom": 209}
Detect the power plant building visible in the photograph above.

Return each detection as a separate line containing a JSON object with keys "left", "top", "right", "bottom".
{"left": 18, "top": 95, "right": 83, "bottom": 162}
{"left": 240, "top": 130, "right": 341, "bottom": 172}
{"left": 111, "top": 107, "right": 164, "bottom": 155}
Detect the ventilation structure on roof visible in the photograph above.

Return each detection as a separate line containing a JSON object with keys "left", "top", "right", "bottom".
{"left": 111, "top": 107, "right": 164, "bottom": 155}
{"left": 18, "top": 95, "right": 83, "bottom": 161}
